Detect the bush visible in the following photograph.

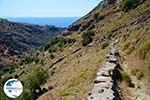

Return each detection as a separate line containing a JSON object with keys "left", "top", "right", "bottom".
{"left": 21, "top": 66, "right": 49, "bottom": 99}
{"left": 19, "top": 91, "right": 34, "bottom": 100}
{"left": 44, "top": 44, "right": 52, "bottom": 51}
{"left": 101, "top": 41, "right": 109, "bottom": 49}
{"left": 50, "top": 54, "right": 55, "bottom": 59}
{"left": 43, "top": 36, "right": 76, "bottom": 51}
{"left": 48, "top": 47, "right": 56, "bottom": 53}
{"left": 25, "top": 66, "right": 48, "bottom": 90}
{"left": 22, "top": 56, "right": 34, "bottom": 64}
{"left": 93, "top": 13, "right": 99, "bottom": 19}
{"left": 81, "top": 36, "right": 92, "bottom": 46}
{"left": 22, "top": 56, "right": 40, "bottom": 64}
{"left": 119, "top": 0, "right": 137, "bottom": 11}
{"left": 81, "top": 31, "right": 95, "bottom": 46}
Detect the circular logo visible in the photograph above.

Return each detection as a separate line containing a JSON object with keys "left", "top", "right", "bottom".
{"left": 4, "top": 79, "right": 23, "bottom": 98}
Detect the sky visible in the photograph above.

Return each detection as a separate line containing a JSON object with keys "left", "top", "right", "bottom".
{"left": 0, "top": 0, "right": 101, "bottom": 17}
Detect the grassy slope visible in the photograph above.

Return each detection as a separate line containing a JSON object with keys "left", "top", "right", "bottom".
{"left": 39, "top": 0, "right": 150, "bottom": 99}
{"left": 1, "top": 0, "right": 149, "bottom": 100}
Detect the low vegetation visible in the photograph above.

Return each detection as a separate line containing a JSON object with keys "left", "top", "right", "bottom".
{"left": 0, "top": 66, "right": 48, "bottom": 100}
{"left": 93, "top": 13, "right": 99, "bottom": 19}
{"left": 101, "top": 41, "right": 109, "bottom": 49}
{"left": 119, "top": 0, "right": 137, "bottom": 11}
{"left": 41, "top": 36, "right": 76, "bottom": 52}
{"left": 22, "top": 55, "right": 40, "bottom": 64}
{"left": 20, "top": 66, "right": 48, "bottom": 100}
{"left": 0, "top": 76, "right": 13, "bottom": 100}
{"left": 81, "top": 31, "right": 95, "bottom": 46}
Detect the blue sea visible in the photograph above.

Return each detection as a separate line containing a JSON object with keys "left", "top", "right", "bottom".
{"left": 6, "top": 17, "right": 80, "bottom": 28}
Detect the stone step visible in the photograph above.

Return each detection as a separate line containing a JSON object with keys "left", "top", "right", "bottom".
{"left": 88, "top": 45, "right": 121, "bottom": 100}
{"left": 97, "top": 70, "right": 112, "bottom": 77}
{"left": 94, "top": 76, "right": 113, "bottom": 83}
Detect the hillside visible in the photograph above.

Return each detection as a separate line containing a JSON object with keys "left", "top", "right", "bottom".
{"left": 0, "top": 18, "right": 62, "bottom": 65}
{"left": 0, "top": 0, "right": 150, "bottom": 100}
{"left": 39, "top": 0, "right": 150, "bottom": 99}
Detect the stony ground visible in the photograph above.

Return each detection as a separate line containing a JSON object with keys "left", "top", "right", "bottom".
{"left": 88, "top": 41, "right": 122, "bottom": 100}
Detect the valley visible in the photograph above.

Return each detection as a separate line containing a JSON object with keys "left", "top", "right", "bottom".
{"left": 0, "top": 0, "right": 150, "bottom": 100}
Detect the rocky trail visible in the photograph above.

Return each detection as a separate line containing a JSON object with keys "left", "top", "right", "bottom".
{"left": 88, "top": 40, "right": 122, "bottom": 100}
{"left": 87, "top": 40, "right": 150, "bottom": 100}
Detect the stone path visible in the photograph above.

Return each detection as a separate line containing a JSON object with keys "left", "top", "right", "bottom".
{"left": 88, "top": 41, "right": 122, "bottom": 100}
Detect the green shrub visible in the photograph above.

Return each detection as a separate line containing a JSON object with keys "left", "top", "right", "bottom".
{"left": 34, "top": 57, "right": 40, "bottom": 64}
{"left": 93, "top": 13, "right": 99, "bottom": 19}
{"left": 81, "top": 36, "right": 92, "bottom": 46}
{"left": 24, "top": 66, "right": 48, "bottom": 90}
{"left": 101, "top": 41, "right": 109, "bottom": 49}
{"left": 19, "top": 91, "right": 34, "bottom": 100}
{"left": 22, "top": 56, "right": 40, "bottom": 64}
{"left": 43, "top": 44, "right": 51, "bottom": 51}
{"left": 81, "top": 31, "right": 95, "bottom": 46}
{"left": 22, "top": 56, "right": 34, "bottom": 64}
{"left": 43, "top": 36, "right": 76, "bottom": 51}
{"left": 50, "top": 54, "right": 55, "bottom": 59}
{"left": 119, "top": 0, "right": 137, "bottom": 11}
{"left": 48, "top": 47, "right": 56, "bottom": 53}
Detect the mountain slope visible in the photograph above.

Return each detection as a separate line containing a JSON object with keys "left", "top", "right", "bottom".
{"left": 38, "top": 0, "right": 150, "bottom": 99}
{"left": 0, "top": 0, "right": 150, "bottom": 100}
{"left": 0, "top": 19, "right": 62, "bottom": 64}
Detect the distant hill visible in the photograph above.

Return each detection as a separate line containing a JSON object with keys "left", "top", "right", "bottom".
{"left": 0, "top": 18, "right": 62, "bottom": 64}
{"left": 1, "top": 0, "right": 150, "bottom": 100}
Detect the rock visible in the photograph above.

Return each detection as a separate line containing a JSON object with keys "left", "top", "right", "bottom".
{"left": 80, "top": 19, "right": 95, "bottom": 31}
{"left": 68, "top": 24, "right": 81, "bottom": 31}
{"left": 94, "top": 76, "right": 112, "bottom": 83}
{"left": 97, "top": 70, "right": 111, "bottom": 77}
{"left": 61, "top": 29, "right": 72, "bottom": 36}
{"left": 98, "top": 0, "right": 119, "bottom": 8}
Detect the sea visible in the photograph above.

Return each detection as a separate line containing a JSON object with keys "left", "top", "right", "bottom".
{"left": 6, "top": 17, "right": 80, "bottom": 28}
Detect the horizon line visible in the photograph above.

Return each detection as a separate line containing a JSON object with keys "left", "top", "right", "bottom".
{"left": 0, "top": 16, "right": 82, "bottom": 18}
